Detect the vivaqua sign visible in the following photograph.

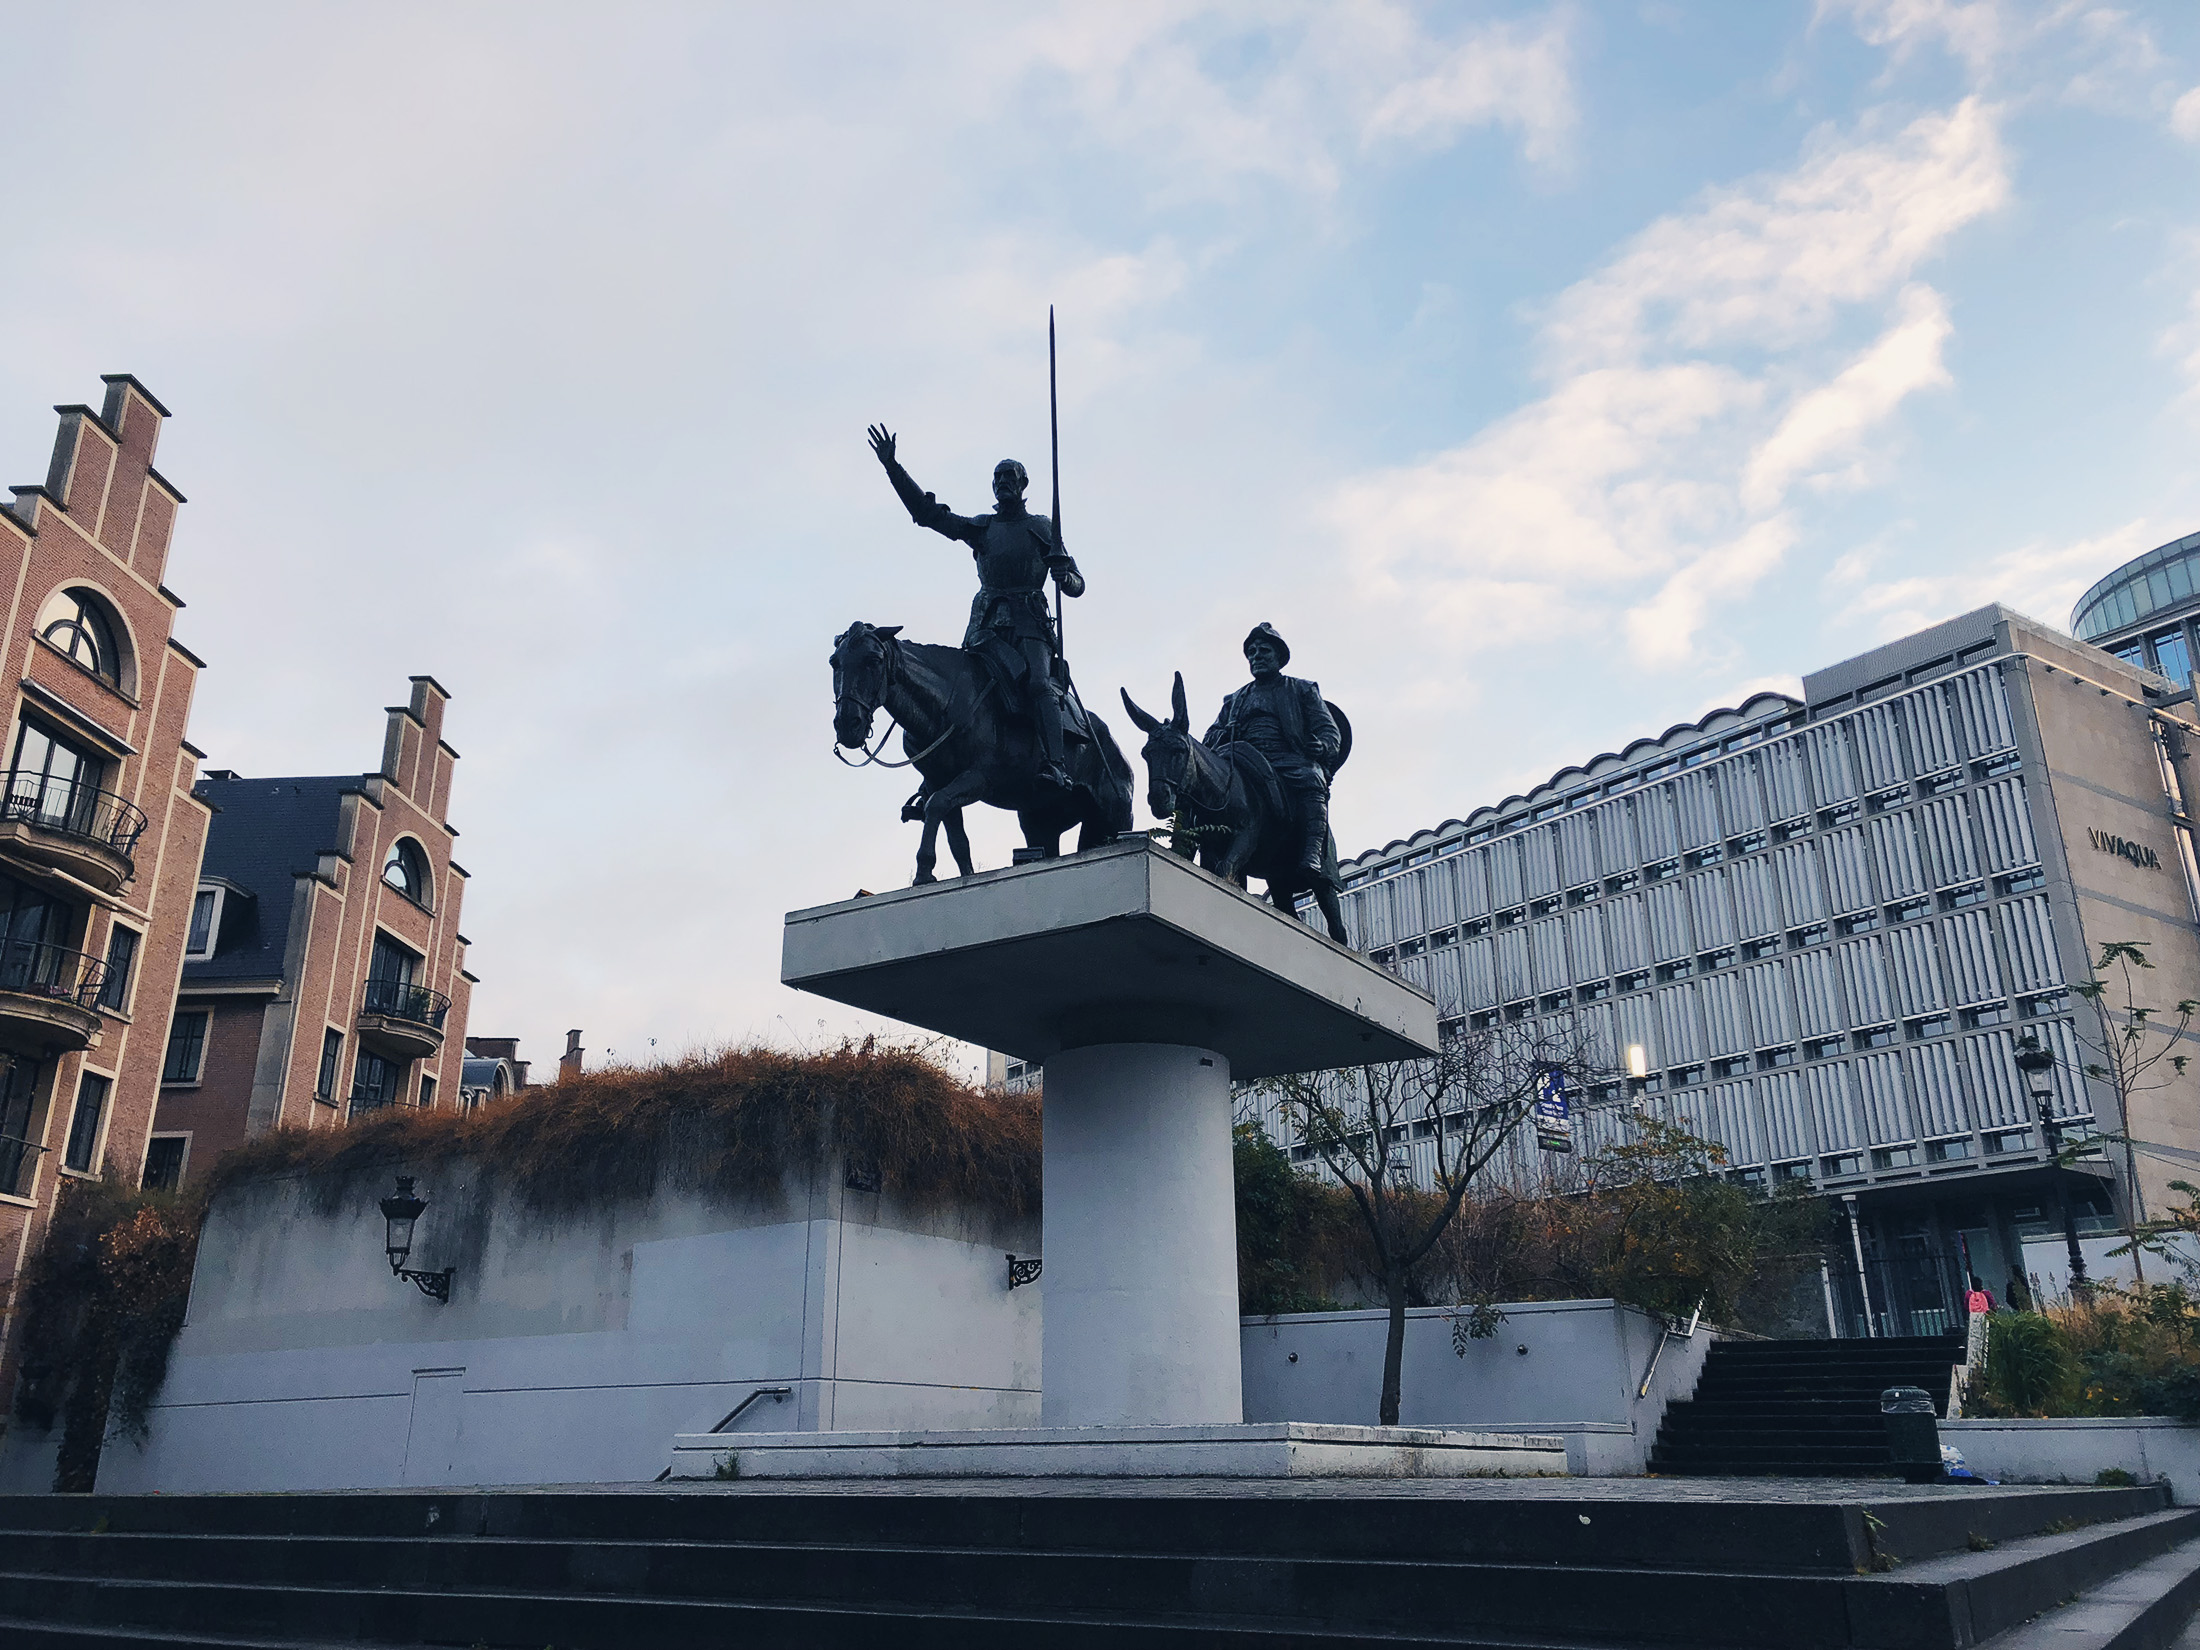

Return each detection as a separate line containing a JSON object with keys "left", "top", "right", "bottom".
{"left": 2088, "top": 827, "right": 2163, "bottom": 871}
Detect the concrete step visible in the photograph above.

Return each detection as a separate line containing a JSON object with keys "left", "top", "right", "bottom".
{"left": 0, "top": 1485, "right": 2166, "bottom": 1573}
{"left": 1995, "top": 1531, "right": 2200, "bottom": 1649}
{"left": 0, "top": 1502, "right": 2190, "bottom": 1650}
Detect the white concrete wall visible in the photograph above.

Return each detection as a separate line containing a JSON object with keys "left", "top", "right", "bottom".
{"left": 1943, "top": 1417, "right": 2200, "bottom": 1503}
{"left": 1240, "top": 1299, "right": 1712, "bottom": 1474}
{"left": 56, "top": 1154, "right": 1039, "bottom": 1493}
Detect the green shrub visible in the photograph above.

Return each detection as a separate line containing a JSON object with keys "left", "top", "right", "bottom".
{"left": 1985, "top": 1313, "right": 2081, "bottom": 1416}
{"left": 1232, "top": 1124, "right": 1346, "bottom": 1314}
{"left": 2096, "top": 1467, "right": 2138, "bottom": 1486}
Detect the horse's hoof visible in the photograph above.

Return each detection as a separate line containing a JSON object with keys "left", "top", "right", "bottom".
{"left": 912, "top": 871, "right": 938, "bottom": 886}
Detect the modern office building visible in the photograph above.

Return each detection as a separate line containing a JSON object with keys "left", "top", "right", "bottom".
{"left": 147, "top": 678, "right": 474, "bottom": 1188}
{"left": 2071, "top": 528, "right": 2200, "bottom": 684}
{"left": 1243, "top": 570, "right": 2200, "bottom": 1323}
{"left": 0, "top": 377, "right": 213, "bottom": 1366}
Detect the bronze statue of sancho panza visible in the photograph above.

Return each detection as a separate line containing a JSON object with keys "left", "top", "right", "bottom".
{"left": 1204, "top": 622, "right": 1342, "bottom": 878}
{"left": 866, "top": 427, "right": 1084, "bottom": 791}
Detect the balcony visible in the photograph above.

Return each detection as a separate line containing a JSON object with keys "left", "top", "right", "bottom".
{"left": 0, "top": 939, "right": 105, "bottom": 1054}
{"left": 0, "top": 772, "right": 148, "bottom": 896}
{"left": 357, "top": 978, "right": 450, "bottom": 1061}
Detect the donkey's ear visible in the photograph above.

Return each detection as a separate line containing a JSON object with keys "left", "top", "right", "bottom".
{"left": 1170, "top": 671, "right": 1189, "bottom": 732}
{"left": 876, "top": 625, "right": 903, "bottom": 638}
{"left": 1120, "top": 688, "right": 1163, "bottom": 736}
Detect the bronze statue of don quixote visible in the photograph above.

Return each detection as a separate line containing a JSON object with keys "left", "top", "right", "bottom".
{"left": 830, "top": 310, "right": 1352, "bottom": 945}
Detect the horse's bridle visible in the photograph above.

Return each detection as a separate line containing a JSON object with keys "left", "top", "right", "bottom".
{"left": 1150, "top": 728, "right": 1227, "bottom": 816}
{"left": 832, "top": 628, "right": 991, "bottom": 771}
{"left": 833, "top": 628, "right": 901, "bottom": 765}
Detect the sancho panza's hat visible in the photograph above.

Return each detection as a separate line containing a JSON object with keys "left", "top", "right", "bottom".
{"left": 1243, "top": 621, "right": 1290, "bottom": 668}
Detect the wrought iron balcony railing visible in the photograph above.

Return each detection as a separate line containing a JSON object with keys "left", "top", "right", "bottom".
{"left": 0, "top": 770, "right": 148, "bottom": 859}
{"left": 361, "top": 977, "right": 451, "bottom": 1031}
{"left": 0, "top": 1132, "right": 40, "bottom": 1198}
{"left": 0, "top": 939, "right": 107, "bottom": 1009}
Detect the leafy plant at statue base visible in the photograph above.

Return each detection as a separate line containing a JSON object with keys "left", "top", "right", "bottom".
{"left": 1264, "top": 1018, "right": 1600, "bottom": 1427}
{"left": 12, "top": 1177, "right": 202, "bottom": 1492}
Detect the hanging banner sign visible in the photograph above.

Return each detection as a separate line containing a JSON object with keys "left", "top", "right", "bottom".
{"left": 1534, "top": 1067, "right": 1574, "bottom": 1154}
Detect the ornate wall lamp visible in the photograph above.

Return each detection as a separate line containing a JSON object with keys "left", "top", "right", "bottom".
{"left": 2012, "top": 1034, "right": 2089, "bottom": 1298}
{"left": 378, "top": 1176, "right": 455, "bottom": 1302}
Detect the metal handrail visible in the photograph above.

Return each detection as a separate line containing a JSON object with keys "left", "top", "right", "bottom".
{"left": 0, "top": 770, "right": 147, "bottom": 858}
{"left": 361, "top": 977, "right": 451, "bottom": 1030}
{"left": 0, "top": 939, "right": 106, "bottom": 1008}
{"left": 709, "top": 1386, "right": 793, "bottom": 1434}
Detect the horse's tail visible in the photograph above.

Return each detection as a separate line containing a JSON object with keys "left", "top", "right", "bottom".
{"left": 1088, "top": 717, "right": 1136, "bottom": 836}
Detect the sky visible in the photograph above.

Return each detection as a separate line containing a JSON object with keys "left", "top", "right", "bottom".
{"left": 3, "top": 1, "right": 2199, "bottom": 1080}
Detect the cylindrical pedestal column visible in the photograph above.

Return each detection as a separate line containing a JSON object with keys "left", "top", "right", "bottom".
{"left": 1041, "top": 1042, "right": 1242, "bottom": 1428}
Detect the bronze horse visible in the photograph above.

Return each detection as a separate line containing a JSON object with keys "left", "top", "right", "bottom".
{"left": 1120, "top": 672, "right": 1351, "bottom": 944}
{"left": 832, "top": 621, "right": 1134, "bottom": 884}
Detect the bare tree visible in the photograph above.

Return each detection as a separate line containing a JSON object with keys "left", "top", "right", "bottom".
{"left": 2067, "top": 940, "right": 2198, "bottom": 1277}
{"left": 1266, "top": 1017, "right": 1604, "bottom": 1427}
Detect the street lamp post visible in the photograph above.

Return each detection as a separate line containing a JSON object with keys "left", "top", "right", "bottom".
{"left": 2013, "top": 1034, "right": 2089, "bottom": 1301}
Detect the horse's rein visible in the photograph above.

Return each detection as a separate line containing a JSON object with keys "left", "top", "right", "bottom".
{"left": 833, "top": 636, "right": 993, "bottom": 770}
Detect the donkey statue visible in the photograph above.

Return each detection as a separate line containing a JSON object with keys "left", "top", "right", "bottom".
{"left": 1119, "top": 672, "right": 1350, "bottom": 944}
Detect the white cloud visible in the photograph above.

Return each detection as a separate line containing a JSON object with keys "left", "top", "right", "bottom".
{"left": 1828, "top": 518, "right": 2164, "bottom": 639}
{"left": 1362, "top": 12, "right": 1577, "bottom": 166}
{"left": 2175, "top": 86, "right": 2200, "bottom": 141}
{"left": 1823, "top": 0, "right": 2163, "bottom": 107}
{"left": 1010, "top": 1, "right": 1579, "bottom": 198}
{"left": 1742, "top": 283, "right": 1953, "bottom": 510}
{"left": 1542, "top": 100, "right": 2004, "bottom": 368}
{"left": 1334, "top": 100, "right": 2003, "bottom": 675}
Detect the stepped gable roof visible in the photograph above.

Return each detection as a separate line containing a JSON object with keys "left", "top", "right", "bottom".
{"left": 1342, "top": 690, "right": 1803, "bottom": 872}
{"left": 182, "top": 773, "right": 359, "bottom": 984}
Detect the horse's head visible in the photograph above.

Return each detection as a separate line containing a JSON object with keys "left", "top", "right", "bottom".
{"left": 1120, "top": 672, "right": 1194, "bottom": 820}
{"left": 830, "top": 622, "right": 901, "bottom": 748}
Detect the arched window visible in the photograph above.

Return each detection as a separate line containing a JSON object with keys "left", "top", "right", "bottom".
{"left": 382, "top": 838, "right": 429, "bottom": 902}
{"left": 35, "top": 588, "right": 126, "bottom": 688}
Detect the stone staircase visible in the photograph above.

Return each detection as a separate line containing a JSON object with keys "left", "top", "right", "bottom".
{"left": 1650, "top": 1334, "right": 1967, "bottom": 1478}
{"left": 0, "top": 1477, "right": 2195, "bottom": 1647}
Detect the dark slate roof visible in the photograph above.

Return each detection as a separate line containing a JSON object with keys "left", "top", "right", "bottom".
{"left": 461, "top": 1057, "right": 505, "bottom": 1091}
{"left": 181, "top": 773, "right": 359, "bottom": 985}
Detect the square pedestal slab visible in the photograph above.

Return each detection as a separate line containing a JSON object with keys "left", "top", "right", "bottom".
{"left": 665, "top": 1422, "right": 1568, "bottom": 1482}
{"left": 782, "top": 836, "right": 1436, "bottom": 1076}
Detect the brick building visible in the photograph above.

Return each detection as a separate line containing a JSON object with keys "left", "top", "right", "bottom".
{"left": 150, "top": 679, "right": 473, "bottom": 1186}
{"left": 0, "top": 376, "right": 212, "bottom": 1318}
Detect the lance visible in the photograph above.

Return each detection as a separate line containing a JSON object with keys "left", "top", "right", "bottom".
{"left": 1050, "top": 305, "right": 1063, "bottom": 655}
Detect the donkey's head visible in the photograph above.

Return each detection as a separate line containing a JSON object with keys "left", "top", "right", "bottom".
{"left": 1119, "top": 672, "right": 1193, "bottom": 820}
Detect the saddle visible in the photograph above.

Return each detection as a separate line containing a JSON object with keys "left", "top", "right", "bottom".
{"left": 1222, "top": 743, "right": 1290, "bottom": 825}
{"left": 968, "top": 638, "right": 1095, "bottom": 745}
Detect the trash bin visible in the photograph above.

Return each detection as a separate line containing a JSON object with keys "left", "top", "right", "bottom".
{"left": 1882, "top": 1386, "right": 1942, "bottom": 1484}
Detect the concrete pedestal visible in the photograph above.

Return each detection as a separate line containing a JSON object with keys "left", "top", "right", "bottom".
{"left": 771, "top": 838, "right": 1439, "bottom": 1461}
{"left": 1043, "top": 1043, "right": 1239, "bottom": 1427}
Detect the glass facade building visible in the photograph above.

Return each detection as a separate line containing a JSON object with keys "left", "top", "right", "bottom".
{"left": 2071, "top": 529, "right": 2200, "bottom": 684}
